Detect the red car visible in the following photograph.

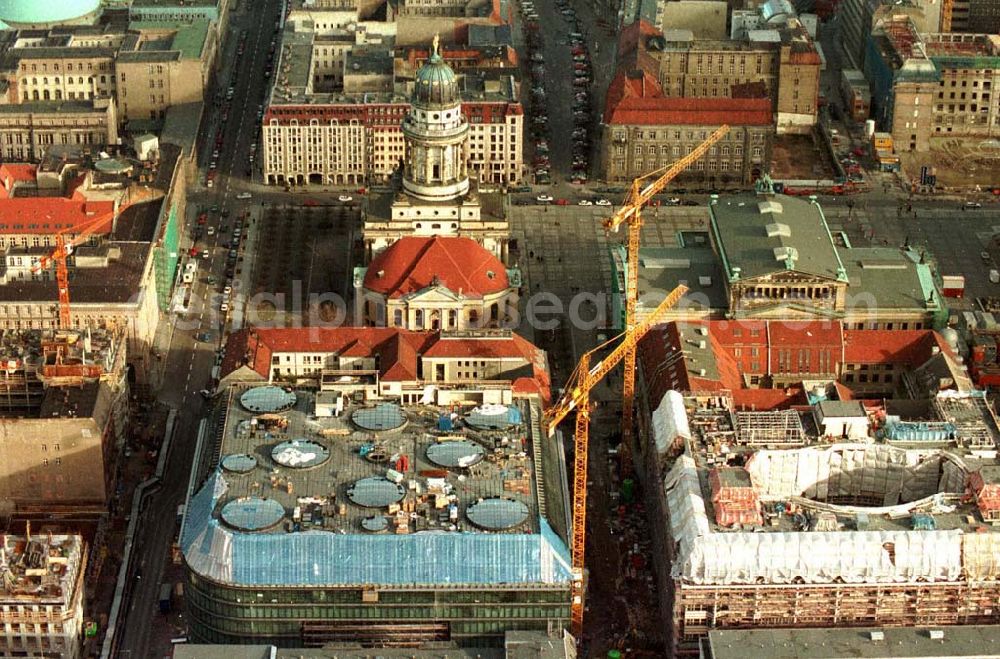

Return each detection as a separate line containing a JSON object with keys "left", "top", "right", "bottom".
{"left": 189, "top": 247, "right": 199, "bottom": 257}
{"left": 197, "top": 213, "right": 208, "bottom": 224}
{"left": 554, "top": 198, "right": 570, "bottom": 206}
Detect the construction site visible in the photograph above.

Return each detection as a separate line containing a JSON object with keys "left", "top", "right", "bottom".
{"left": 0, "top": 531, "right": 86, "bottom": 659}
{"left": 181, "top": 383, "right": 572, "bottom": 648}
{"left": 637, "top": 385, "right": 1000, "bottom": 656}
{"left": 0, "top": 328, "right": 130, "bottom": 518}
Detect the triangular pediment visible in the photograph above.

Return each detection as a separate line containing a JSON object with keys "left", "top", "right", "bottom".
{"left": 404, "top": 285, "right": 467, "bottom": 303}
{"left": 740, "top": 269, "right": 842, "bottom": 285}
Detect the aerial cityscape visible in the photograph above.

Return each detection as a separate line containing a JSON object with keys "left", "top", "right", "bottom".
{"left": 0, "top": 0, "right": 996, "bottom": 656}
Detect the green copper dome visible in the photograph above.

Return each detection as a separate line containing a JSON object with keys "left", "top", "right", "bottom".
{"left": 414, "top": 37, "right": 459, "bottom": 107}
{"left": 0, "top": 0, "right": 99, "bottom": 26}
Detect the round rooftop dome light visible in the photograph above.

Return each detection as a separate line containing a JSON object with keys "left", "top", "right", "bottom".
{"left": 240, "top": 386, "right": 296, "bottom": 413}
{"left": 221, "top": 454, "right": 258, "bottom": 474}
{"left": 220, "top": 497, "right": 285, "bottom": 532}
{"left": 271, "top": 439, "right": 330, "bottom": 469}
{"left": 466, "top": 497, "right": 529, "bottom": 531}
{"left": 0, "top": 0, "right": 100, "bottom": 27}
{"left": 466, "top": 404, "right": 521, "bottom": 430}
{"left": 347, "top": 476, "right": 405, "bottom": 508}
{"left": 426, "top": 440, "right": 486, "bottom": 469}
{"left": 351, "top": 403, "right": 406, "bottom": 432}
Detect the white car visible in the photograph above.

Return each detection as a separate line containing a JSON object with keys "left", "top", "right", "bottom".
{"left": 578, "top": 199, "right": 593, "bottom": 206}
{"left": 223, "top": 285, "right": 233, "bottom": 297}
{"left": 206, "top": 227, "right": 215, "bottom": 236}
{"left": 236, "top": 192, "right": 252, "bottom": 200}
{"left": 595, "top": 199, "right": 612, "bottom": 206}
{"left": 666, "top": 197, "right": 681, "bottom": 205}
{"left": 338, "top": 195, "right": 353, "bottom": 202}
{"left": 220, "top": 302, "right": 230, "bottom": 313}
{"left": 536, "top": 194, "right": 553, "bottom": 203}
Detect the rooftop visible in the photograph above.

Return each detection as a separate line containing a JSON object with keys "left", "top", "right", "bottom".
{"left": 363, "top": 236, "right": 510, "bottom": 299}
{"left": 705, "top": 625, "right": 1000, "bottom": 658}
{"left": 0, "top": 533, "right": 83, "bottom": 604}
{"left": 654, "top": 391, "right": 1000, "bottom": 587}
{"left": 616, "top": 244, "right": 728, "bottom": 314}
{"left": 173, "top": 631, "right": 572, "bottom": 658}
{"left": 603, "top": 70, "right": 774, "bottom": 126}
{"left": 709, "top": 193, "right": 847, "bottom": 282}
{"left": 181, "top": 385, "right": 572, "bottom": 587}
{"left": 127, "top": 20, "right": 213, "bottom": 60}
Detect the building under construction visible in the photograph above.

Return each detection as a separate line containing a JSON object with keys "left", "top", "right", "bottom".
{"left": 639, "top": 387, "right": 1000, "bottom": 656}
{"left": 0, "top": 328, "right": 129, "bottom": 517}
{"left": 0, "top": 532, "right": 86, "bottom": 659}
{"left": 181, "top": 383, "right": 572, "bottom": 648}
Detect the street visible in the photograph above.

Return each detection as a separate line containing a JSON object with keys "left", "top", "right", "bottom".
{"left": 114, "top": 0, "right": 284, "bottom": 654}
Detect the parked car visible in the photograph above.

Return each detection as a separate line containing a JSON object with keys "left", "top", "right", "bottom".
{"left": 536, "top": 194, "right": 554, "bottom": 203}
{"left": 236, "top": 192, "right": 252, "bottom": 200}
{"left": 578, "top": 199, "right": 593, "bottom": 206}
{"left": 595, "top": 199, "right": 612, "bottom": 206}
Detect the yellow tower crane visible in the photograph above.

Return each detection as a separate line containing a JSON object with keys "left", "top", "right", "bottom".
{"left": 543, "top": 284, "right": 688, "bottom": 638}
{"left": 603, "top": 124, "right": 730, "bottom": 473}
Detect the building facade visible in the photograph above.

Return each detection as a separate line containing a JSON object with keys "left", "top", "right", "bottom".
{"left": 618, "top": 18, "right": 820, "bottom": 136}
{"left": 0, "top": 98, "right": 119, "bottom": 161}
{"left": 0, "top": 20, "right": 218, "bottom": 127}
{"left": 599, "top": 71, "right": 774, "bottom": 184}
{"left": 355, "top": 236, "right": 520, "bottom": 330}
{"left": 262, "top": 100, "right": 522, "bottom": 187}
{"left": 0, "top": 329, "right": 128, "bottom": 516}
{"left": 0, "top": 534, "right": 86, "bottom": 659}
{"left": 866, "top": 18, "right": 1000, "bottom": 151}
{"left": 615, "top": 178, "right": 946, "bottom": 330}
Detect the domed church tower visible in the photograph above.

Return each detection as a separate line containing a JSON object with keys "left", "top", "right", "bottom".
{"left": 401, "top": 35, "right": 470, "bottom": 201}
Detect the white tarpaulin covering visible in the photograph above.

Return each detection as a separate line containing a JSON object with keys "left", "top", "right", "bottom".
{"left": 678, "top": 529, "right": 964, "bottom": 585}
{"left": 653, "top": 394, "right": 972, "bottom": 587}
{"left": 745, "top": 444, "right": 942, "bottom": 505}
{"left": 663, "top": 455, "right": 711, "bottom": 546}
{"left": 652, "top": 390, "right": 691, "bottom": 454}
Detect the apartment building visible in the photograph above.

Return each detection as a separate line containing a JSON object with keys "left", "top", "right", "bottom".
{"left": 0, "top": 534, "right": 86, "bottom": 659}
{"left": 599, "top": 70, "right": 774, "bottom": 183}
{"left": 949, "top": 0, "right": 1000, "bottom": 33}
{"left": 0, "top": 19, "right": 218, "bottom": 126}
{"left": 619, "top": 17, "right": 820, "bottom": 134}
{"left": 263, "top": 42, "right": 523, "bottom": 185}
{"left": 866, "top": 18, "right": 1000, "bottom": 151}
{"left": 0, "top": 98, "right": 119, "bottom": 161}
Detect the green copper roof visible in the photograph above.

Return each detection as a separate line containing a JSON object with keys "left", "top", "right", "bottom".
{"left": 0, "top": 0, "right": 99, "bottom": 24}
{"left": 414, "top": 53, "right": 459, "bottom": 106}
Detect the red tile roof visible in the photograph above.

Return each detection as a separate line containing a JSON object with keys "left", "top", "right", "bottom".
{"left": 842, "top": 329, "right": 952, "bottom": 365}
{"left": 617, "top": 19, "right": 662, "bottom": 58}
{"left": 219, "top": 327, "right": 550, "bottom": 402}
{"left": 0, "top": 164, "right": 36, "bottom": 198}
{"left": 603, "top": 71, "right": 773, "bottom": 126}
{"left": 0, "top": 198, "right": 116, "bottom": 235}
{"left": 364, "top": 236, "right": 509, "bottom": 299}
{"left": 639, "top": 321, "right": 957, "bottom": 407}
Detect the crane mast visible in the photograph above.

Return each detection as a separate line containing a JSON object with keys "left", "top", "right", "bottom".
{"left": 544, "top": 284, "right": 688, "bottom": 637}
{"left": 604, "top": 125, "right": 730, "bottom": 474}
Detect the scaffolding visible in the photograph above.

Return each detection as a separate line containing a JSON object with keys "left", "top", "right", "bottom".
{"left": 932, "top": 394, "right": 999, "bottom": 449}
{"left": 671, "top": 580, "right": 1000, "bottom": 655}
{"left": 734, "top": 410, "right": 806, "bottom": 447}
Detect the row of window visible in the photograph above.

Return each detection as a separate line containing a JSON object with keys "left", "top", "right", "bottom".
{"left": 20, "top": 61, "right": 105, "bottom": 73}
{"left": 621, "top": 144, "right": 744, "bottom": 157}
